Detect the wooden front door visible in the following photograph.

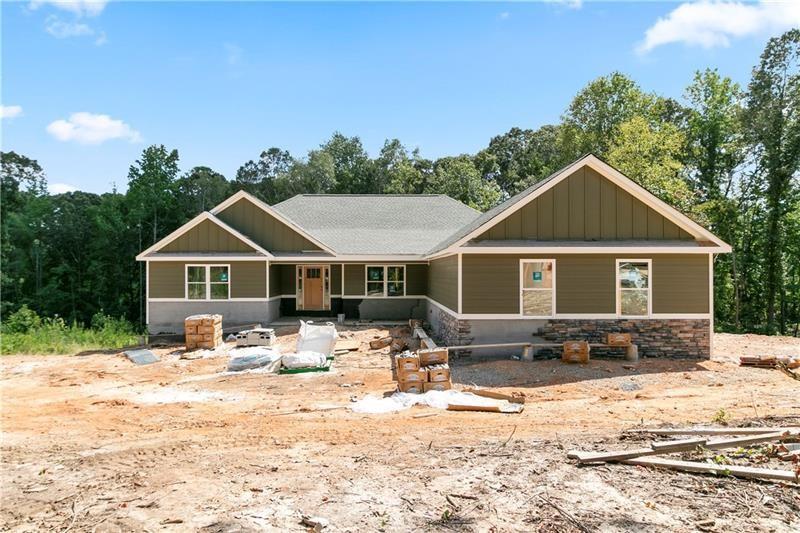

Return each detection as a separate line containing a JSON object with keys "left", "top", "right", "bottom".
{"left": 302, "top": 267, "right": 324, "bottom": 310}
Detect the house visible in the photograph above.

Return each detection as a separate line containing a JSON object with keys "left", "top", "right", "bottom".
{"left": 137, "top": 154, "right": 731, "bottom": 357}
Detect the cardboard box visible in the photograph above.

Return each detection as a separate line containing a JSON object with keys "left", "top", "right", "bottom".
{"left": 423, "top": 381, "right": 452, "bottom": 392}
{"left": 395, "top": 352, "right": 420, "bottom": 371}
{"left": 426, "top": 364, "right": 450, "bottom": 383}
{"left": 418, "top": 347, "right": 448, "bottom": 366}
{"left": 398, "top": 381, "right": 424, "bottom": 394}
{"left": 606, "top": 333, "right": 632, "bottom": 346}
{"left": 562, "top": 341, "right": 590, "bottom": 364}
{"left": 397, "top": 368, "right": 427, "bottom": 383}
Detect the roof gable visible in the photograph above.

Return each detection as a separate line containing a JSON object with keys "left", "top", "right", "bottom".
{"left": 211, "top": 191, "right": 333, "bottom": 254}
{"left": 429, "top": 155, "right": 731, "bottom": 255}
{"left": 136, "top": 212, "right": 271, "bottom": 260}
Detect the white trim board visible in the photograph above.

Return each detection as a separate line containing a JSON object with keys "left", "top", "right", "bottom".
{"left": 429, "top": 155, "right": 732, "bottom": 257}
{"left": 437, "top": 246, "right": 727, "bottom": 255}
{"left": 209, "top": 190, "right": 337, "bottom": 255}
{"left": 136, "top": 211, "right": 272, "bottom": 260}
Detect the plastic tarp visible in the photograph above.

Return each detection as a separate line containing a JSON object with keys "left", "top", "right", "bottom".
{"left": 281, "top": 351, "right": 328, "bottom": 369}
{"left": 296, "top": 321, "right": 338, "bottom": 357}
{"left": 227, "top": 347, "right": 282, "bottom": 373}
{"left": 350, "top": 390, "right": 508, "bottom": 414}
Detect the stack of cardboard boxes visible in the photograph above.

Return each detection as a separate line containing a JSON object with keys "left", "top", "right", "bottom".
{"left": 394, "top": 347, "right": 451, "bottom": 393}
{"left": 184, "top": 314, "right": 223, "bottom": 350}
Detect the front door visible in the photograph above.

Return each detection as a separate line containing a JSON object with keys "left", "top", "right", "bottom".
{"left": 302, "top": 266, "right": 324, "bottom": 310}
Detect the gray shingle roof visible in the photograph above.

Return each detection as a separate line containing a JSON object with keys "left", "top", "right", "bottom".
{"left": 272, "top": 194, "right": 481, "bottom": 255}
{"left": 426, "top": 154, "right": 593, "bottom": 254}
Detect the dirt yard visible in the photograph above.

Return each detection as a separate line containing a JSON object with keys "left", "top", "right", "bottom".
{"left": 1, "top": 328, "right": 799, "bottom": 532}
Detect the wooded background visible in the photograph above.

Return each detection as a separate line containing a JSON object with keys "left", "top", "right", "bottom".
{"left": 2, "top": 30, "right": 798, "bottom": 336}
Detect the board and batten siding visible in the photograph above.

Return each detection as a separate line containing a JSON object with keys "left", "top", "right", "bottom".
{"left": 149, "top": 261, "right": 267, "bottom": 299}
{"left": 428, "top": 256, "right": 459, "bottom": 312}
{"left": 215, "top": 197, "right": 320, "bottom": 252}
{"left": 161, "top": 219, "right": 256, "bottom": 253}
{"left": 474, "top": 167, "right": 693, "bottom": 242}
{"left": 461, "top": 254, "right": 709, "bottom": 315}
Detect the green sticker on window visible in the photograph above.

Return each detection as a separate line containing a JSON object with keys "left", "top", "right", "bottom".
{"left": 533, "top": 271, "right": 542, "bottom": 282}
{"left": 220, "top": 272, "right": 228, "bottom": 282}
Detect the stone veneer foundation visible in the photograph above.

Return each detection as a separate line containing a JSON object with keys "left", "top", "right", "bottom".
{"left": 427, "top": 304, "right": 710, "bottom": 358}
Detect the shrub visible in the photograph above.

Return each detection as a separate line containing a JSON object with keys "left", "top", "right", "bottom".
{"left": 3, "top": 305, "right": 42, "bottom": 334}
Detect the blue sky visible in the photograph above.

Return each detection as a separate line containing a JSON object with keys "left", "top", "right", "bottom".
{"left": 2, "top": 1, "right": 798, "bottom": 194}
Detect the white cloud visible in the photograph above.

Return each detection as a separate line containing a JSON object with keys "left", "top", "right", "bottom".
{"left": 0, "top": 105, "right": 24, "bottom": 119}
{"left": 224, "top": 43, "right": 243, "bottom": 66}
{"left": 498, "top": 11, "right": 510, "bottom": 20}
{"left": 45, "top": 16, "right": 92, "bottom": 38}
{"left": 46, "top": 112, "right": 142, "bottom": 145}
{"left": 638, "top": 1, "right": 800, "bottom": 54}
{"left": 29, "top": 0, "right": 108, "bottom": 17}
{"left": 49, "top": 183, "right": 78, "bottom": 195}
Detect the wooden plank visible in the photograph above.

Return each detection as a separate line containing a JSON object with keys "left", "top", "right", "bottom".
{"left": 651, "top": 437, "right": 707, "bottom": 451}
{"left": 629, "top": 427, "right": 798, "bottom": 436}
{"left": 570, "top": 430, "right": 798, "bottom": 463}
{"left": 462, "top": 388, "right": 526, "bottom": 404}
{"left": 623, "top": 457, "right": 799, "bottom": 483}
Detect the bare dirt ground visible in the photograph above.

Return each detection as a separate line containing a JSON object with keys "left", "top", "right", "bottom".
{"left": 1, "top": 328, "right": 799, "bottom": 532}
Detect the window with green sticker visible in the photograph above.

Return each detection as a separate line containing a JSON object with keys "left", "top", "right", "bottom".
{"left": 186, "top": 265, "right": 230, "bottom": 300}
{"left": 520, "top": 260, "right": 555, "bottom": 316}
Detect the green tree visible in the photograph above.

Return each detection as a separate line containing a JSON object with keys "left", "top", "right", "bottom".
{"left": 126, "top": 145, "right": 180, "bottom": 247}
{"left": 375, "top": 139, "right": 428, "bottom": 194}
{"left": 176, "top": 166, "right": 230, "bottom": 217}
{"left": 233, "top": 147, "right": 294, "bottom": 204}
{"left": 427, "top": 155, "right": 501, "bottom": 211}
{"left": 320, "top": 132, "right": 374, "bottom": 193}
{"left": 744, "top": 29, "right": 800, "bottom": 333}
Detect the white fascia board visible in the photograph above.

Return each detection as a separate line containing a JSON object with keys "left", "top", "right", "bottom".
{"left": 209, "top": 190, "right": 337, "bottom": 255}
{"left": 270, "top": 255, "right": 428, "bottom": 262}
{"left": 440, "top": 246, "right": 728, "bottom": 255}
{"left": 141, "top": 256, "right": 269, "bottom": 262}
{"left": 431, "top": 154, "right": 731, "bottom": 256}
{"left": 135, "top": 211, "right": 273, "bottom": 260}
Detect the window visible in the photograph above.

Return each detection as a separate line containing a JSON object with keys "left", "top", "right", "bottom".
{"left": 186, "top": 265, "right": 229, "bottom": 300}
{"left": 520, "top": 260, "right": 555, "bottom": 316}
{"left": 617, "top": 260, "right": 650, "bottom": 316}
{"left": 365, "top": 265, "right": 405, "bottom": 297}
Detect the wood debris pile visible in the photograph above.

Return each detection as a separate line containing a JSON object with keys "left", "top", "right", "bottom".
{"left": 739, "top": 355, "right": 800, "bottom": 369}
{"left": 569, "top": 427, "right": 800, "bottom": 484}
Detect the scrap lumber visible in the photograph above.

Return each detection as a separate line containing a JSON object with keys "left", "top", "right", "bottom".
{"left": 629, "top": 427, "right": 798, "bottom": 436}
{"left": 650, "top": 437, "right": 707, "bottom": 452}
{"left": 462, "top": 388, "right": 526, "bottom": 404}
{"left": 335, "top": 339, "right": 360, "bottom": 352}
{"left": 623, "top": 456, "right": 799, "bottom": 483}
{"left": 369, "top": 336, "right": 393, "bottom": 350}
{"left": 447, "top": 403, "right": 524, "bottom": 414}
{"left": 569, "top": 430, "right": 799, "bottom": 463}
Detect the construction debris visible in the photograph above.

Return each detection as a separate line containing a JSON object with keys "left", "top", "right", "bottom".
{"left": 568, "top": 428, "right": 800, "bottom": 483}
{"left": 369, "top": 336, "right": 393, "bottom": 350}
{"left": 226, "top": 347, "right": 282, "bottom": 373}
{"left": 463, "top": 388, "right": 526, "bottom": 404}
{"left": 739, "top": 354, "right": 800, "bottom": 369}
{"left": 628, "top": 427, "right": 799, "bottom": 436}
{"left": 123, "top": 349, "right": 159, "bottom": 365}
{"left": 184, "top": 314, "right": 223, "bottom": 350}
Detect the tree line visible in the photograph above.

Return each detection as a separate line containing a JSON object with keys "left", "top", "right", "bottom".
{"left": 2, "top": 30, "right": 798, "bottom": 335}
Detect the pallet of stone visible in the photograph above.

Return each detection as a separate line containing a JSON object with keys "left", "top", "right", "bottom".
{"left": 185, "top": 314, "right": 223, "bottom": 350}
{"left": 606, "top": 333, "right": 632, "bottom": 346}
{"left": 562, "top": 341, "right": 590, "bottom": 364}
{"left": 418, "top": 347, "right": 448, "bottom": 366}
{"left": 426, "top": 364, "right": 451, "bottom": 383}
{"left": 397, "top": 368, "right": 427, "bottom": 384}
{"left": 398, "top": 381, "right": 425, "bottom": 394}
{"left": 423, "top": 381, "right": 452, "bottom": 392}
{"left": 395, "top": 351, "right": 420, "bottom": 371}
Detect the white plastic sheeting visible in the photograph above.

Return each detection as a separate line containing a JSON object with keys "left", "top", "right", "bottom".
{"left": 296, "top": 321, "right": 338, "bottom": 356}
{"left": 281, "top": 350, "right": 328, "bottom": 369}
{"left": 350, "top": 390, "right": 503, "bottom": 414}
{"left": 226, "top": 347, "right": 282, "bottom": 373}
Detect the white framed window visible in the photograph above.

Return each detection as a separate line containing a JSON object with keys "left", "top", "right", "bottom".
{"left": 519, "top": 259, "right": 555, "bottom": 317}
{"left": 186, "top": 264, "right": 230, "bottom": 300}
{"left": 616, "top": 259, "right": 651, "bottom": 317}
{"left": 364, "top": 265, "right": 405, "bottom": 297}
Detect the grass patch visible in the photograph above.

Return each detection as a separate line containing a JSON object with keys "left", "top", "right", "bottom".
{"left": 1, "top": 306, "right": 141, "bottom": 355}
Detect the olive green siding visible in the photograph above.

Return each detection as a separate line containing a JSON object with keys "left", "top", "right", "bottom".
{"left": 149, "top": 261, "right": 266, "bottom": 298}
{"left": 428, "top": 256, "right": 458, "bottom": 312}
{"left": 475, "top": 167, "right": 693, "bottom": 242}
{"left": 161, "top": 219, "right": 256, "bottom": 253}
{"left": 344, "top": 264, "right": 366, "bottom": 296}
{"left": 406, "top": 264, "right": 428, "bottom": 295}
{"left": 268, "top": 263, "right": 281, "bottom": 297}
{"left": 652, "top": 255, "right": 709, "bottom": 314}
{"left": 330, "top": 264, "right": 342, "bottom": 296}
{"left": 274, "top": 264, "right": 296, "bottom": 295}
{"left": 461, "top": 254, "right": 709, "bottom": 315}
{"left": 216, "top": 197, "right": 320, "bottom": 252}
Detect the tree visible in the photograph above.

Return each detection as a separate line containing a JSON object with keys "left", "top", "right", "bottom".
{"left": 126, "top": 145, "right": 180, "bottom": 247}
{"left": 475, "top": 125, "right": 565, "bottom": 197}
{"left": 233, "top": 147, "right": 294, "bottom": 204}
{"left": 274, "top": 149, "right": 337, "bottom": 199}
{"left": 744, "top": 29, "right": 800, "bottom": 333}
{"left": 319, "top": 132, "right": 374, "bottom": 193}
{"left": 176, "top": 166, "right": 230, "bottom": 217}
{"left": 428, "top": 155, "right": 501, "bottom": 211}
{"left": 374, "top": 139, "right": 427, "bottom": 194}
{"left": 607, "top": 116, "right": 695, "bottom": 212}
{"left": 561, "top": 72, "right": 657, "bottom": 158}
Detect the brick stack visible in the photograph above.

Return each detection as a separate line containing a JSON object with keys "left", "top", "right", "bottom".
{"left": 185, "top": 314, "right": 223, "bottom": 350}
{"left": 394, "top": 347, "right": 451, "bottom": 393}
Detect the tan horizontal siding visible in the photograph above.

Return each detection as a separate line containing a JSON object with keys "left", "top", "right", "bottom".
{"left": 475, "top": 167, "right": 693, "bottom": 242}
{"left": 461, "top": 254, "right": 709, "bottom": 315}
{"left": 216, "top": 197, "right": 320, "bottom": 252}
{"left": 161, "top": 219, "right": 254, "bottom": 253}
{"left": 406, "top": 264, "right": 428, "bottom": 295}
{"left": 428, "top": 256, "right": 458, "bottom": 311}
{"left": 149, "top": 261, "right": 266, "bottom": 299}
